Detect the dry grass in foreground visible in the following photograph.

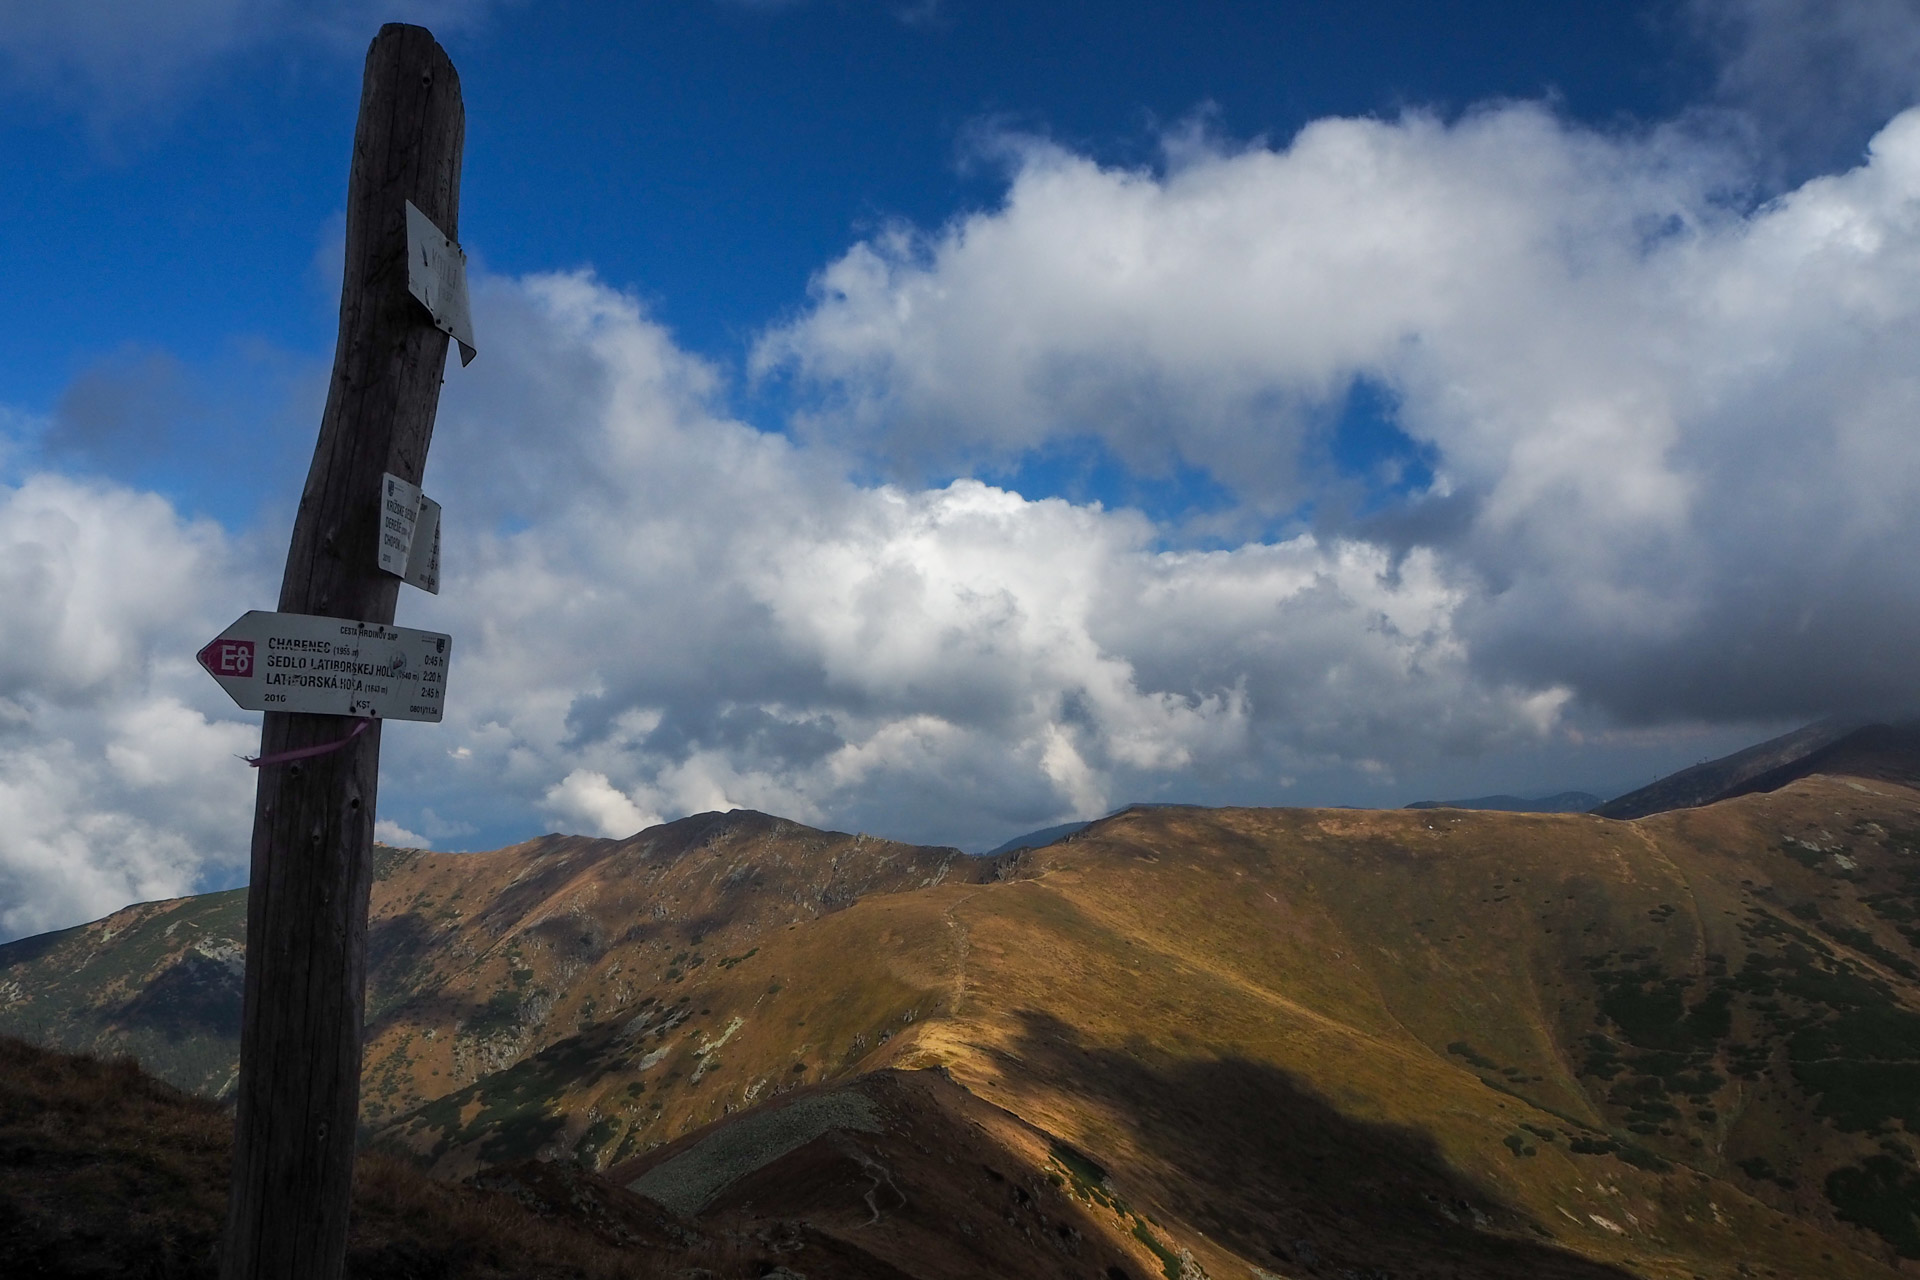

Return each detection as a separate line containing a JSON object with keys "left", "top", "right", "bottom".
{"left": 0, "top": 1035, "right": 704, "bottom": 1279}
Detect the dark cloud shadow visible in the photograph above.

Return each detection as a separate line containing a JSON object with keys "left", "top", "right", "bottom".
{"left": 43, "top": 345, "right": 194, "bottom": 468}
{"left": 1000, "top": 1009, "right": 1639, "bottom": 1279}
{"left": 108, "top": 952, "right": 242, "bottom": 1040}
{"left": 1686, "top": 0, "right": 1920, "bottom": 184}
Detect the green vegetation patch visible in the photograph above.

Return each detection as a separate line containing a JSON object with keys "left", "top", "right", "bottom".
{"left": 462, "top": 988, "right": 524, "bottom": 1038}
{"left": 1781, "top": 840, "right": 1827, "bottom": 870}
{"left": 1737, "top": 923, "right": 1920, "bottom": 1132}
{"left": 1737, "top": 1155, "right": 1796, "bottom": 1190}
{"left": 1600, "top": 973, "right": 1688, "bottom": 1050}
{"left": 1725, "top": 1041, "right": 1770, "bottom": 1080}
{"left": 1791, "top": 1055, "right": 1920, "bottom": 1133}
{"left": 1049, "top": 1139, "right": 1119, "bottom": 1210}
{"left": 1820, "top": 921, "right": 1919, "bottom": 979}
{"left": 1863, "top": 892, "right": 1918, "bottom": 924}
{"left": 1616, "top": 1143, "right": 1671, "bottom": 1172}
{"left": 1446, "top": 1040, "right": 1498, "bottom": 1071}
{"left": 406, "top": 1027, "right": 620, "bottom": 1164}
{"left": 1580, "top": 899, "right": 1920, "bottom": 1166}
{"left": 1581, "top": 1034, "right": 1624, "bottom": 1080}
{"left": 1828, "top": 1154, "right": 1920, "bottom": 1258}
{"left": 1129, "top": 1217, "right": 1183, "bottom": 1279}
{"left": 575, "top": 1115, "right": 622, "bottom": 1166}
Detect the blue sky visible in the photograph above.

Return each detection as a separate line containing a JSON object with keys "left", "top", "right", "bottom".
{"left": 1, "top": 2, "right": 1708, "bottom": 413}
{"left": 5, "top": 0, "right": 1920, "bottom": 940}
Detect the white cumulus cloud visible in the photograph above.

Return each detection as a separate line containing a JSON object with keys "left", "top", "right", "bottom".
{"left": 758, "top": 104, "right": 1920, "bottom": 726}
{"left": 0, "top": 474, "right": 261, "bottom": 939}
{"left": 354, "top": 267, "right": 1552, "bottom": 863}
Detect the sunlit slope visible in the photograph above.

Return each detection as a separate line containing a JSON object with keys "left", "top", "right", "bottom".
{"left": 383, "top": 778, "right": 1920, "bottom": 1277}
{"left": 352, "top": 810, "right": 993, "bottom": 1124}
{"left": 0, "top": 809, "right": 993, "bottom": 1122}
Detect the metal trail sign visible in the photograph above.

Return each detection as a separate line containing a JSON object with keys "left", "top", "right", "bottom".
{"left": 197, "top": 611, "right": 450, "bottom": 721}
{"left": 406, "top": 199, "right": 476, "bottom": 365}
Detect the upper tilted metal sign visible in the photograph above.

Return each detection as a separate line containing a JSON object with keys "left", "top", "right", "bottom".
{"left": 196, "top": 611, "right": 451, "bottom": 722}
{"left": 405, "top": 199, "right": 476, "bottom": 366}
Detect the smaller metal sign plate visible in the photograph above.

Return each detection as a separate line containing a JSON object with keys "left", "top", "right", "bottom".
{"left": 197, "top": 611, "right": 451, "bottom": 722}
{"left": 377, "top": 474, "right": 442, "bottom": 594}
{"left": 405, "top": 200, "right": 476, "bottom": 366}
{"left": 378, "top": 472, "right": 423, "bottom": 578}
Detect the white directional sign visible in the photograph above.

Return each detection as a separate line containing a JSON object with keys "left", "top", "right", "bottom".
{"left": 378, "top": 472, "right": 421, "bottom": 576}
{"left": 197, "top": 611, "right": 451, "bottom": 722}
{"left": 377, "top": 472, "right": 441, "bottom": 594}
{"left": 405, "top": 199, "right": 476, "bottom": 366}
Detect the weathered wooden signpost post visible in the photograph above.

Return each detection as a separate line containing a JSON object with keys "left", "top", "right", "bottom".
{"left": 206, "top": 24, "right": 471, "bottom": 1280}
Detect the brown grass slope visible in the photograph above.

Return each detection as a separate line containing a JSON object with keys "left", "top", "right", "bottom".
{"left": 6, "top": 1032, "right": 1229, "bottom": 1280}
{"left": 353, "top": 808, "right": 1007, "bottom": 1127}
{"left": 13, "top": 774, "right": 1920, "bottom": 1277}
{"left": 0, "top": 1035, "right": 675, "bottom": 1278}
{"left": 0, "top": 810, "right": 1001, "bottom": 1121}
{"left": 372, "top": 776, "right": 1920, "bottom": 1278}
{"left": 594, "top": 1051, "right": 1648, "bottom": 1280}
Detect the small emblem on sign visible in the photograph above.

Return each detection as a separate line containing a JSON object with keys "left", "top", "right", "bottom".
{"left": 405, "top": 200, "right": 476, "bottom": 366}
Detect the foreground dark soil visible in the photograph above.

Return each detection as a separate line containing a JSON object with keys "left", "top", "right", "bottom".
{"left": 0, "top": 1036, "right": 714, "bottom": 1279}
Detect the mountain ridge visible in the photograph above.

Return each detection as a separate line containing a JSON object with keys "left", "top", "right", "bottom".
{"left": 0, "top": 808, "right": 1005, "bottom": 1112}
{"left": 13, "top": 760, "right": 1920, "bottom": 1274}
{"left": 1405, "top": 791, "right": 1603, "bottom": 813}
{"left": 1591, "top": 717, "right": 1871, "bottom": 819}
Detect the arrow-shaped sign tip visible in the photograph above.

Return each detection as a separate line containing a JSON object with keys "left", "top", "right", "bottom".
{"left": 198, "top": 634, "right": 256, "bottom": 680}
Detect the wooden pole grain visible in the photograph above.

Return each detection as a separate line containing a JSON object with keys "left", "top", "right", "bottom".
{"left": 221, "top": 25, "right": 463, "bottom": 1280}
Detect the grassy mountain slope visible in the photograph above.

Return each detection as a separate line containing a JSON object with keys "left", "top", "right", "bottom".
{"left": 2, "top": 1034, "right": 1036, "bottom": 1279}
{"left": 0, "top": 810, "right": 996, "bottom": 1117}
{"left": 369, "top": 777, "right": 1920, "bottom": 1277}
{"left": 353, "top": 810, "right": 1002, "bottom": 1126}
{"left": 13, "top": 775, "right": 1920, "bottom": 1276}
{"left": 0, "top": 885, "right": 248, "bottom": 1097}
{"left": 1406, "top": 791, "right": 1603, "bottom": 812}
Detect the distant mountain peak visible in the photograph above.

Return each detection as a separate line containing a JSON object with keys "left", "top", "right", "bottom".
{"left": 1592, "top": 716, "right": 1918, "bottom": 819}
